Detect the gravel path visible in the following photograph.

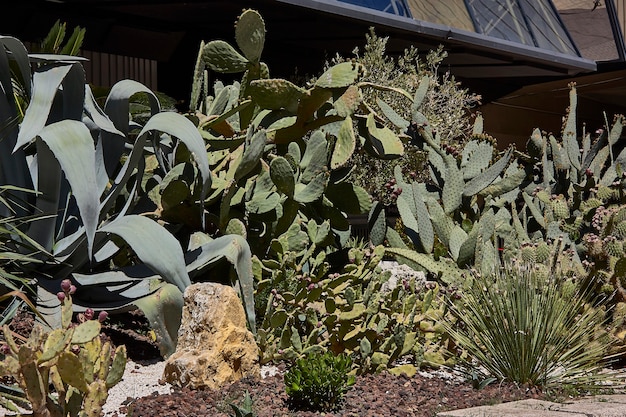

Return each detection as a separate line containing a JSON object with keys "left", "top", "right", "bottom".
{"left": 103, "top": 359, "right": 172, "bottom": 417}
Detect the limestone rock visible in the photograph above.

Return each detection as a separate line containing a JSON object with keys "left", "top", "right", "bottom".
{"left": 163, "top": 283, "right": 260, "bottom": 389}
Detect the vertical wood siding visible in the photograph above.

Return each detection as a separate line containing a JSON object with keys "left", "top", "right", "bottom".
{"left": 82, "top": 50, "right": 157, "bottom": 89}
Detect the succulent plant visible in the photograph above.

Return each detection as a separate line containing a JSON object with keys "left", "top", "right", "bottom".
{"left": 284, "top": 351, "right": 355, "bottom": 412}
{"left": 0, "top": 283, "right": 126, "bottom": 417}
{"left": 185, "top": 10, "right": 413, "bottom": 260}
{"left": 255, "top": 227, "right": 454, "bottom": 375}
{"left": 0, "top": 35, "right": 256, "bottom": 358}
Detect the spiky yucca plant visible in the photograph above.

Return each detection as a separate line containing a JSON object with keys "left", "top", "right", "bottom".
{"left": 445, "top": 263, "right": 621, "bottom": 389}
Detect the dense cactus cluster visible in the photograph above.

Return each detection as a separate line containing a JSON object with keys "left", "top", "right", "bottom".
{"left": 256, "top": 236, "right": 452, "bottom": 375}
{"left": 0, "top": 282, "right": 126, "bottom": 416}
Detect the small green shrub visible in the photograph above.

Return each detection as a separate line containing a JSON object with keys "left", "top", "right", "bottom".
{"left": 335, "top": 30, "right": 481, "bottom": 204}
{"left": 284, "top": 351, "right": 355, "bottom": 412}
{"left": 444, "top": 263, "right": 620, "bottom": 389}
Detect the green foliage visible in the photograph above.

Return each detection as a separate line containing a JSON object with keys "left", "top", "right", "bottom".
{"left": 444, "top": 264, "right": 619, "bottom": 389}
{"left": 256, "top": 232, "right": 453, "bottom": 374}
{"left": 229, "top": 390, "right": 255, "bottom": 417}
{"left": 187, "top": 9, "right": 413, "bottom": 260}
{"left": 284, "top": 351, "right": 355, "bottom": 412}
{"left": 0, "top": 186, "right": 54, "bottom": 324}
{"left": 507, "top": 85, "right": 626, "bottom": 310}
{"left": 0, "top": 36, "right": 255, "bottom": 358}
{"left": 0, "top": 282, "right": 126, "bottom": 416}
{"left": 380, "top": 118, "right": 521, "bottom": 280}
{"left": 36, "top": 20, "right": 86, "bottom": 56}
{"left": 340, "top": 30, "right": 481, "bottom": 205}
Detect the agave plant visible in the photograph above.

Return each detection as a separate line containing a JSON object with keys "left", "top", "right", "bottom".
{"left": 0, "top": 36, "right": 255, "bottom": 357}
{"left": 0, "top": 185, "right": 55, "bottom": 325}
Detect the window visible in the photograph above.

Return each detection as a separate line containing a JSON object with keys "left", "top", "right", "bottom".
{"left": 338, "top": 0, "right": 412, "bottom": 17}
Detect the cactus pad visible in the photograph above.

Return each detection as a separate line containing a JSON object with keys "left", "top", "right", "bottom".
{"left": 235, "top": 9, "right": 265, "bottom": 63}
{"left": 315, "top": 62, "right": 365, "bottom": 89}
{"left": 202, "top": 40, "right": 249, "bottom": 73}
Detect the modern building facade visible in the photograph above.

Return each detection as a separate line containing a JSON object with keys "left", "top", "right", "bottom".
{"left": 3, "top": 0, "right": 626, "bottom": 144}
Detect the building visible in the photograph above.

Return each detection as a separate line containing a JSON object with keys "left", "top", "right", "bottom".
{"left": 3, "top": 0, "right": 626, "bottom": 144}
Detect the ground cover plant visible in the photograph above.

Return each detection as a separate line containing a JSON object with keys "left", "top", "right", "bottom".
{"left": 284, "top": 351, "right": 355, "bottom": 412}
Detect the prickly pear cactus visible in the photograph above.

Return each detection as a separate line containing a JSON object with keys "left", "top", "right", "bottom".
{"left": 256, "top": 235, "right": 455, "bottom": 374}
{"left": 0, "top": 282, "right": 126, "bottom": 416}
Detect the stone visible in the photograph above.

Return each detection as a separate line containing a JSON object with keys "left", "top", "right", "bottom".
{"left": 162, "top": 282, "right": 260, "bottom": 389}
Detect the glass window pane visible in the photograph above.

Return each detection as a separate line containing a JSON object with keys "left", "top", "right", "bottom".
{"left": 406, "top": 0, "right": 475, "bottom": 33}
{"left": 466, "top": 0, "right": 534, "bottom": 46}
{"left": 518, "top": 0, "right": 578, "bottom": 55}
{"left": 554, "top": 0, "right": 619, "bottom": 61}
{"left": 337, "top": 0, "right": 412, "bottom": 17}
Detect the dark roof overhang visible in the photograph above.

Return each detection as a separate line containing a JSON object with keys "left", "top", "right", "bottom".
{"left": 278, "top": 0, "right": 597, "bottom": 78}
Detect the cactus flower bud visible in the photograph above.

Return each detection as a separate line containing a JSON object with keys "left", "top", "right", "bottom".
{"left": 0, "top": 343, "right": 9, "bottom": 354}
{"left": 69, "top": 285, "right": 76, "bottom": 295}
{"left": 61, "top": 279, "right": 72, "bottom": 292}
{"left": 98, "top": 311, "right": 108, "bottom": 322}
{"left": 84, "top": 308, "right": 94, "bottom": 321}
{"left": 57, "top": 292, "right": 66, "bottom": 303}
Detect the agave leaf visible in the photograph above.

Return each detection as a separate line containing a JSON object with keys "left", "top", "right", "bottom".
{"left": 100, "top": 215, "right": 191, "bottom": 292}
{"left": 15, "top": 63, "right": 74, "bottom": 150}
{"left": 185, "top": 234, "right": 256, "bottom": 333}
{"left": 34, "top": 121, "right": 99, "bottom": 258}
{"left": 102, "top": 79, "right": 160, "bottom": 177}
{"left": 0, "top": 36, "right": 31, "bottom": 97}
{"left": 134, "top": 283, "right": 183, "bottom": 358}
{"left": 140, "top": 112, "right": 211, "bottom": 204}
{"left": 84, "top": 85, "right": 123, "bottom": 136}
{"left": 0, "top": 38, "right": 33, "bottom": 213}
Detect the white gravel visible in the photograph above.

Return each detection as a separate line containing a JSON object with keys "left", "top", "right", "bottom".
{"left": 103, "top": 359, "right": 172, "bottom": 417}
